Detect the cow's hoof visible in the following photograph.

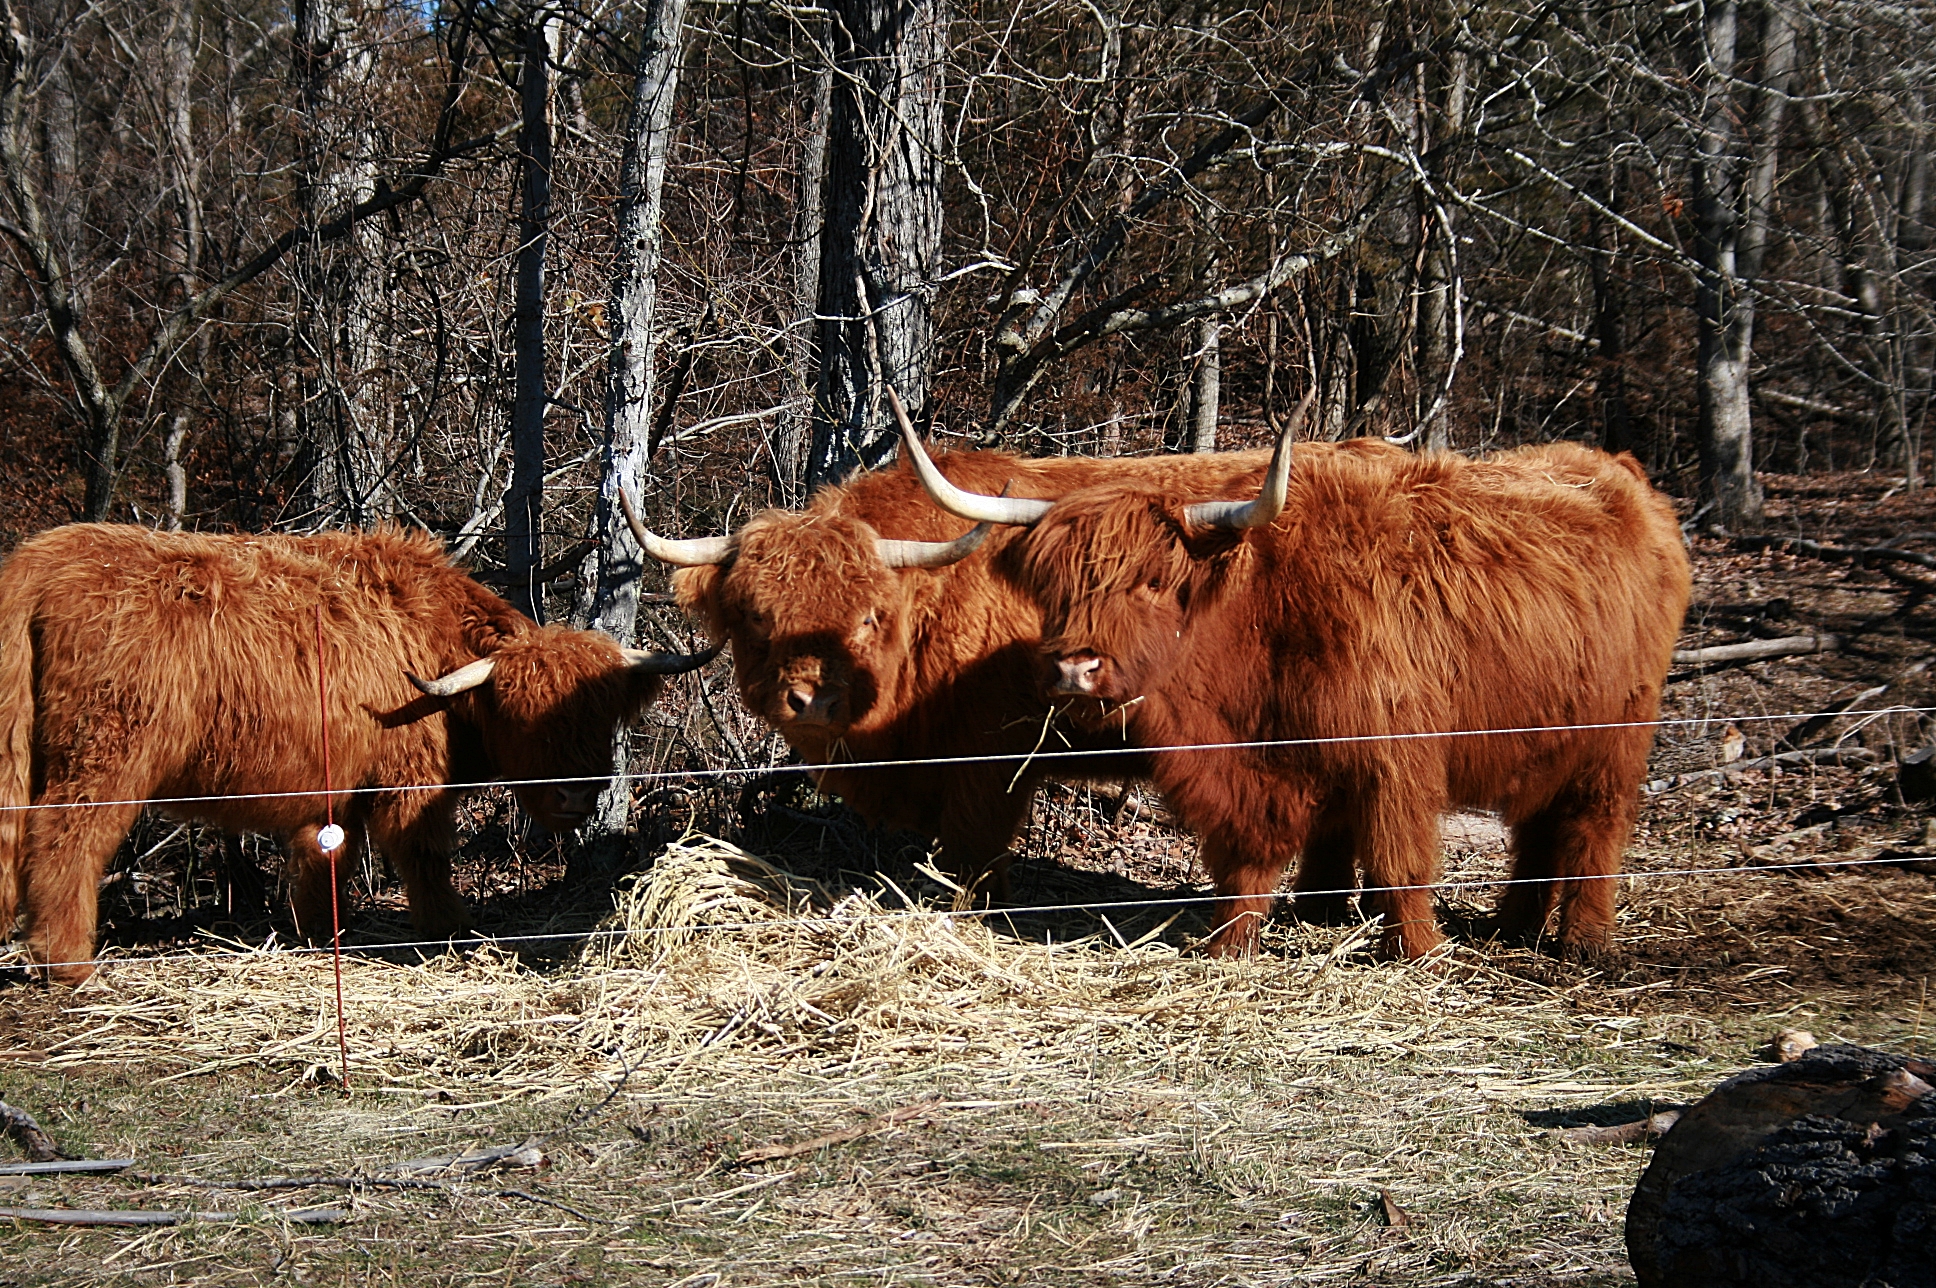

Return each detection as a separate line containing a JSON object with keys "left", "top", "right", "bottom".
{"left": 1377, "top": 928, "right": 1448, "bottom": 963}
{"left": 1290, "top": 894, "right": 1357, "bottom": 926}
{"left": 1554, "top": 936, "right": 1615, "bottom": 966}
{"left": 1198, "top": 932, "right": 1262, "bottom": 960}
{"left": 37, "top": 961, "right": 97, "bottom": 987}
{"left": 414, "top": 921, "right": 478, "bottom": 945}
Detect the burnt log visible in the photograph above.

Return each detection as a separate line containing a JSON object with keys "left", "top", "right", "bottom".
{"left": 1626, "top": 1044, "right": 1936, "bottom": 1288}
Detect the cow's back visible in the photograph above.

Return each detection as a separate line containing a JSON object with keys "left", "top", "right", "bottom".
{"left": 0, "top": 524, "right": 503, "bottom": 831}
{"left": 1239, "top": 441, "right": 1688, "bottom": 800}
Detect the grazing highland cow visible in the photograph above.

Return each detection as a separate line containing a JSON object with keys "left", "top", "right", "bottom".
{"left": 0, "top": 524, "right": 714, "bottom": 982}
{"left": 628, "top": 410, "right": 1336, "bottom": 901}
{"left": 907, "top": 401, "right": 1690, "bottom": 959}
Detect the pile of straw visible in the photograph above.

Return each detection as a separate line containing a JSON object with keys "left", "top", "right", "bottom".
{"left": 26, "top": 833, "right": 1612, "bottom": 1102}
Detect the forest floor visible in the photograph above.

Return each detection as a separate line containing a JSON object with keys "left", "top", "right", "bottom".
{"left": 3, "top": 470, "right": 1935, "bottom": 1287}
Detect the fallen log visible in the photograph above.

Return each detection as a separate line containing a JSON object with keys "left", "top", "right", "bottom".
{"left": 1645, "top": 746, "right": 1878, "bottom": 794}
{"left": 1559, "top": 1111, "right": 1682, "bottom": 1146}
{"left": 1626, "top": 1044, "right": 1936, "bottom": 1288}
{"left": 0, "top": 1160, "right": 133, "bottom": 1177}
{"left": 0, "top": 1205, "right": 347, "bottom": 1227}
{"left": 1732, "top": 532, "right": 1936, "bottom": 571}
{"left": 738, "top": 1099, "right": 938, "bottom": 1164}
{"left": 1671, "top": 632, "right": 1843, "bottom": 667}
{"left": 394, "top": 1139, "right": 545, "bottom": 1176}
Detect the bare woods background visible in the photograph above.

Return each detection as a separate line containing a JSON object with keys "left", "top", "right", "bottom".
{"left": 1, "top": 0, "right": 1930, "bottom": 614}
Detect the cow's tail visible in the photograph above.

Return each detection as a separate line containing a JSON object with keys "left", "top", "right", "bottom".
{"left": 0, "top": 556, "right": 34, "bottom": 938}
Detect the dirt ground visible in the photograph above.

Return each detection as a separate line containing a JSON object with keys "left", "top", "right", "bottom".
{"left": 3, "top": 470, "right": 1935, "bottom": 1286}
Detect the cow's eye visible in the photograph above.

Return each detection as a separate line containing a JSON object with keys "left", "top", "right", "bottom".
{"left": 860, "top": 611, "right": 878, "bottom": 629}
{"left": 1146, "top": 578, "right": 1162, "bottom": 593}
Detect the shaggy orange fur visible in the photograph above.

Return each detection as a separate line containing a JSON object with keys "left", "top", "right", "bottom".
{"left": 1012, "top": 439, "right": 1691, "bottom": 959}
{"left": 673, "top": 447, "right": 1289, "bottom": 894}
{"left": 0, "top": 524, "right": 667, "bottom": 982}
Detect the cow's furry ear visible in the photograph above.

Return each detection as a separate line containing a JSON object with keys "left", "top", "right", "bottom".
{"left": 460, "top": 601, "right": 527, "bottom": 657}
{"left": 1178, "top": 521, "right": 1249, "bottom": 563}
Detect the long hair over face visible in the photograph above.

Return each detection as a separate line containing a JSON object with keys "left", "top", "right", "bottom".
{"left": 1017, "top": 485, "right": 1243, "bottom": 705}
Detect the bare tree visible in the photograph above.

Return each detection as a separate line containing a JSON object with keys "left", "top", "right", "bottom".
{"left": 577, "top": 0, "right": 691, "bottom": 842}
{"left": 0, "top": 0, "right": 495, "bottom": 524}
{"left": 506, "top": 5, "right": 561, "bottom": 619}
{"left": 803, "top": 0, "right": 949, "bottom": 487}
{"left": 1686, "top": 0, "right": 1798, "bottom": 529}
{"left": 291, "top": 0, "right": 390, "bottom": 525}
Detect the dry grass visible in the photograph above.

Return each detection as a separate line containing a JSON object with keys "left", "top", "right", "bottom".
{"left": 6, "top": 827, "right": 1929, "bottom": 1287}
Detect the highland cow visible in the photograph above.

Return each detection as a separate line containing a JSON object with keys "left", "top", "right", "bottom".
{"left": 0, "top": 523, "right": 714, "bottom": 982}
{"left": 629, "top": 410, "right": 1343, "bottom": 902}
{"left": 907, "top": 409, "right": 1690, "bottom": 959}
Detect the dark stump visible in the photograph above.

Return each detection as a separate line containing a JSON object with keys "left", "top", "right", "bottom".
{"left": 1626, "top": 1044, "right": 1935, "bottom": 1288}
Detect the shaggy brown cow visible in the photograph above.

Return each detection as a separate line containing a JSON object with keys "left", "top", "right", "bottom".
{"left": 630, "top": 426, "right": 1336, "bottom": 901}
{"left": 908, "top": 418, "right": 1690, "bottom": 959}
{"left": 0, "top": 523, "right": 714, "bottom": 983}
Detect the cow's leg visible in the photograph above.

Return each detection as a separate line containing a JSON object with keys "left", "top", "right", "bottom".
{"left": 21, "top": 797, "right": 144, "bottom": 984}
{"left": 368, "top": 793, "right": 470, "bottom": 939}
{"left": 1497, "top": 807, "right": 1562, "bottom": 943}
{"left": 933, "top": 769, "right": 1035, "bottom": 903}
{"left": 1290, "top": 807, "right": 1358, "bottom": 925}
{"left": 1156, "top": 756, "right": 1310, "bottom": 957}
{"left": 1199, "top": 833, "right": 1280, "bottom": 957}
{"left": 1357, "top": 784, "right": 1447, "bottom": 960}
{"left": 1502, "top": 787, "right": 1635, "bottom": 960}
{"left": 286, "top": 820, "right": 365, "bottom": 945}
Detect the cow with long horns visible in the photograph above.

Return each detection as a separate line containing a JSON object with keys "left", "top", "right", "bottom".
{"left": 628, "top": 434, "right": 1342, "bottom": 902}
{"left": 0, "top": 524, "right": 715, "bottom": 982}
{"left": 904, "top": 396, "right": 1690, "bottom": 959}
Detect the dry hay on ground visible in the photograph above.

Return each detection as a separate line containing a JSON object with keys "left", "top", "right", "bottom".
{"left": 8, "top": 832, "right": 1927, "bottom": 1287}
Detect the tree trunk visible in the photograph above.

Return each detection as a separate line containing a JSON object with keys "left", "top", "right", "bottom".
{"left": 1689, "top": 0, "right": 1797, "bottom": 530}
{"left": 1590, "top": 149, "right": 1635, "bottom": 456}
{"left": 1317, "top": 270, "right": 1354, "bottom": 440}
{"left": 506, "top": 9, "right": 559, "bottom": 622}
{"left": 1625, "top": 1044, "right": 1934, "bottom": 1288}
{"left": 576, "top": 0, "right": 689, "bottom": 844}
{"left": 775, "top": 36, "right": 832, "bottom": 502}
{"left": 1189, "top": 313, "right": 1221, "bottom": 452}
{"left": 1804, "top": 96, "right": 1918, "bottom": 484}
{"left": 804, "top": 0, "right": 947, "bottom": 489}
{"left": 0, "top": 5, "right": 122, "bottom": 520}
{"left": 293, "top": 0, "right": 387, "bottom": 527}
{"left": 161, "top": 0, "right": 203, "bottom": 531}
{"left": 1413, "top": 14, "right": 1465, "bottom": 453}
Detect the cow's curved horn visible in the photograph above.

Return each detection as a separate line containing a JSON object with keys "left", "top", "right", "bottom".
{"left": 619, "top": 489, "right": 733, "bottom": 567}
{"left": 1181, "top": 388, "right": 1315, "bottom": 530}
{"left": 876, "top": 521, "right": 994, "bottom": 569}
{"left": 621, "top": 640, "right": 724, "bottom": 674}
{"left": 408, "top": 656, "right": 496, "bottom": 697}
{"left": 890, "top": 387, "right": 1053, "bottom": 527}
